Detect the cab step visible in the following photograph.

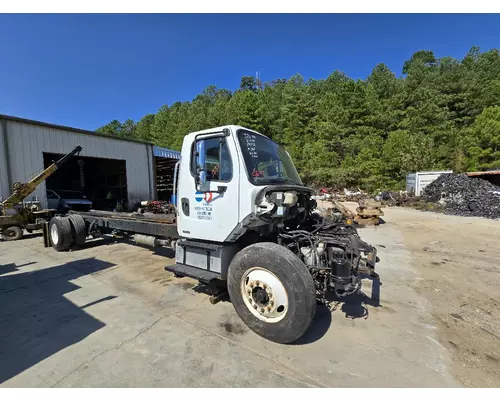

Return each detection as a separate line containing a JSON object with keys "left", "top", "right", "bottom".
{"left": 165, "top": 263, "right": 221, "bottom": 283}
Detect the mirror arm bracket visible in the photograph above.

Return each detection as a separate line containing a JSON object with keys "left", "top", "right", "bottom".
{"left": 217, "top": 185, "right": 227, "bottom": 194}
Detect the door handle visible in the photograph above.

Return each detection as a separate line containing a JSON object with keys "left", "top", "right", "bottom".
{"left": 181, "top": 198, "right": 190, "bottom": 216}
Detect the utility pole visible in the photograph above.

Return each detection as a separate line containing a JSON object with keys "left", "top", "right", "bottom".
{"left": 256, "top": 71, "right": 262, "bottom": 90}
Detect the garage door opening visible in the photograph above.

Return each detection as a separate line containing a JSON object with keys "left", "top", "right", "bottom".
{"left": 154, "top": 157, "right": 178, "bottom": 201}
{"left": 153, "top": 146, "right": 181, "bottom": 203}
{"left": 43, "top": 152, "right": 127, "bottom": 211}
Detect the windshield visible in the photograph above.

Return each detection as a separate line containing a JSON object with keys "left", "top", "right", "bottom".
{"left": 57, "top": 191, "right": 87, "bottom": 199}
{"left": 237, "top": 129, "right": 303, "bottom": 186}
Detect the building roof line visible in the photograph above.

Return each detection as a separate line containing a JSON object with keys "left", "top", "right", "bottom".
{"left": 0, "top": 113, "right": 154, "bottom": 145}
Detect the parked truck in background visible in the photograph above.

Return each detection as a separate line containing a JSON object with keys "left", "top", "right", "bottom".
{"left": 0, "top": 146, "right": 82, "bottom": 241}
{"left": 47, "top": 126, "right": 379, "bottom": 344}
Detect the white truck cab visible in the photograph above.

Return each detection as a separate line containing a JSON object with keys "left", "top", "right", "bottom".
{"left": 176, "top": 125, "right": 306, "bottom": 242}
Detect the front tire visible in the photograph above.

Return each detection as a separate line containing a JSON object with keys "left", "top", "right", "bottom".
{"left": 1, "top": 226, "right": 24, "bottom": 241}
{"left": 227, "top": 242, "right": 317, "bottom": 344}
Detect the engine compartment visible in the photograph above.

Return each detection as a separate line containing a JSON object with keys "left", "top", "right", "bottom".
{"left": 255, "top": 186, "right": 378, "bottom": 301}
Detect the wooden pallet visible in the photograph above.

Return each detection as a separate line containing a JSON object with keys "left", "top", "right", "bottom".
{"left": 356, "top": 207, "right": 384, "bottom": 217}
{"left": 354, "top": 199, "right": 384, "bottom": 226}
{"left": 354, "top": 216, "right": 381, "bottom": 226}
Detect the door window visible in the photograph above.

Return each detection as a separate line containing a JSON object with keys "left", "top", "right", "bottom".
{"left": 191, "top": 137, "right": 232, "bottom": 182}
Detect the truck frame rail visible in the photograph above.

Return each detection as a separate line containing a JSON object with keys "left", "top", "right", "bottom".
{"left": 69, "top": 210, "right": 179, "bottom": 239}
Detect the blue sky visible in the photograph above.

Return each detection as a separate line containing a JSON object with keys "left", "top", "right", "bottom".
{"left": 0, "top": 13, "right": 499, "bottom": 130}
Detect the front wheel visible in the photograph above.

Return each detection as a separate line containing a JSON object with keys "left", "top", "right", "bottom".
{"left": 1, "top": 226, "right": 24, "bottom": 241}
{"left": 227, "top": 242, "right": 317, "bottom": 344}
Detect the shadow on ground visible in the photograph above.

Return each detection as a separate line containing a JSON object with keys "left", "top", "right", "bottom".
{"left": 0, "top": 232, "right": 43, "bottom": 242}
{"left": 74, "top": 236, "right": 121, "bottom": 250}
{"left": 0, "top": 258, "right": 116, "bottom": 384}
{"left": 331, "top": 276, "right": 382, "bottom": 320}
{"left": 23, "top": 232, "right": 44, "bottom": 240}
{"left": 355, "top": 217, "right": 386, "bottom": 228}
{"left": 295, "top": 275, "right": 382, "bottom": 343}
{"left": 189, "top": 275, "right": 382, "bottom": 345}
{"left": 292, "top": 304, "right": 333, "bottom": 345}
{"left": 0, "top": 262, "right": 37, "bottom": 276}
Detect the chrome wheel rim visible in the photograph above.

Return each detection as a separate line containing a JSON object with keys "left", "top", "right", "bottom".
{"left": 240, "top": 267, "right": 288, "bottom": 323}
{"left": 50, "top": 224, "right": 59, "bottom": 245}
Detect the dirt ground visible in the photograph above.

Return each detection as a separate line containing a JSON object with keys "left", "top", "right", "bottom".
{"left": 0, "top": 205, "right": 499, "bottom": 387}
{"left": 326, "top": 202, "right": 500, "bottom": 387}
{"left": 383, "top": 207, "right": 500, "bottom": 387}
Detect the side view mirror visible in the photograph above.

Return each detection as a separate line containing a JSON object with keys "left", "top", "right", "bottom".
{"left": 195, "top": 167, "right": 207, "bottom": 186}
{"left": 195, "top": 140, "right": 207, "bottom": 191}
{"left": 195, "top": 170, "right": 208, "bottom": 192}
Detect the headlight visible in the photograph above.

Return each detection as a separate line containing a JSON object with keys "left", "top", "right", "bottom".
{"left": 365, "top": 250, "right": 377, "bottom": 265}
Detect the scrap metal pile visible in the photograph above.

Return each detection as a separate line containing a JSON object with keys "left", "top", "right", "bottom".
{"left": 312, "top": 190, "right": 384, "bottom": 226}
{"left": 422, "top": 173, "right": 500, "bottom": 219}
{"left": 137, "top": 200, "right": 175, "bottom": 215}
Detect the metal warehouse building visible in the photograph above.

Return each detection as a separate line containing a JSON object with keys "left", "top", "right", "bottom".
{"left": 0, "top": 114, "right": 180, "bottom": 211}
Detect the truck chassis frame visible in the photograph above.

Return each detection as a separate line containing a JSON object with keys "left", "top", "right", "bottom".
{"left": 69, "top": 210, "right": 179, "bottom": 239}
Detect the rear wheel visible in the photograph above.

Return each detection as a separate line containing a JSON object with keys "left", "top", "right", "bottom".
{"left": 50, "top": 216, "right": 73, "bottom": 251}
{"left": 227, "top": 242, "right": 317, "bottom": 344}
{"left": 1, "top": 226, "right": 24, "bottom": 241}
{"left": 68, "top": 214, "right": 87, "bottom": 246}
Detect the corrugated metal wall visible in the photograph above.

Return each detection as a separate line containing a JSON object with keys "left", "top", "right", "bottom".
{"left": 0, "top": 120, "right": 10, "bottom": 201}
{"left": 0, "top": 119, "right": 154, "bottom": 209}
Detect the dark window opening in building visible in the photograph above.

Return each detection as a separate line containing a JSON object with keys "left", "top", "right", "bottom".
{"left": 154, "top": 157, "right": 178, "bottom": 202}
{"left": 43, "top": 152, "right": 127, "bottom": 211}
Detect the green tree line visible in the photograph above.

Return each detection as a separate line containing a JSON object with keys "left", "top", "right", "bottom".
{"left": 97, "top": 47, "right": 500, "bottom": 191}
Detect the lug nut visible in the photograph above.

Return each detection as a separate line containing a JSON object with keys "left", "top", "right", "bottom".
{"left": 270, "top": 300, "right": 274, "bottom": 306}
{"left": 253, "top": 304, "right": 258, "bottom": 309}
{"left": 260, "top": 308, "right": 265, "bottom": 313}
{"left": 263, "top": 284, "right": 267, "bottom": 289}
{"left": 267, "top": 306, "right": 272, "bottom": 311}
{"left": 256, "top": 280, "right": 260, "bottom": 285}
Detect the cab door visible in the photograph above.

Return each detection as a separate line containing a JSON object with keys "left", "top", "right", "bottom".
{"left": 177, "top": 132, "right": 240, "bottom": 242}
